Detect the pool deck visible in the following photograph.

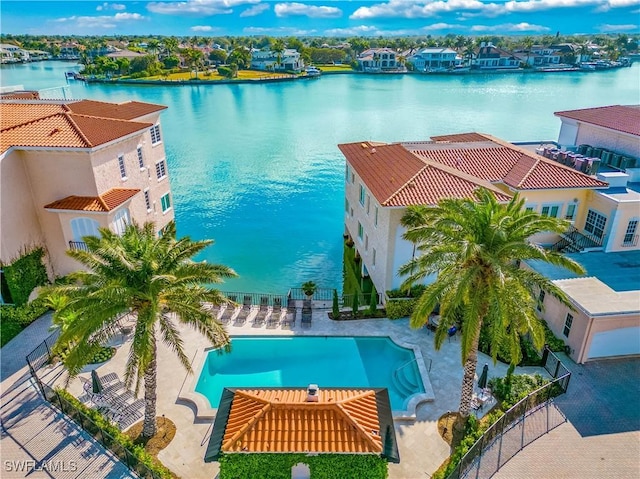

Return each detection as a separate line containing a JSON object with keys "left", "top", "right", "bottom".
{"left": 49, "top": 308, "right": 550, "bottom": 479}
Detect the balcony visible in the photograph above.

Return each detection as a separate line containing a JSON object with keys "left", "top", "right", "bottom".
{"left": 68, "top": 241, "right": 89, "bottom": 252}
{"left": 622, "top": 235, "right": 639, "bottom": 248}
{"left": 549, "top": 225, "right": 604, "bottom": 253}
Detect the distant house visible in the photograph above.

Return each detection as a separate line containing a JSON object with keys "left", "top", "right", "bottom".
{"left": 515, "top": 45, "right": 561, "bottom": 67}
{"left": 472, "top": 43, "right": 520, "bottom": 69}
{"left": 106, "top": 49, "right": 146, "bottom": 60}
{"left": 0, "top": 43, "right": 28, "bottom": 63}
{"left": 251, "top": 48, "right": 303, "bottom": 72}
{"left": 0, "top": 97, "right": 174, "bottom": 283}
{"left": 407, "top": 48, "right": 462, "bottom": 72}
{"left": 357, "top": 48, "right": 405, "bottom": 73}
{"left": 206, "top": 387, "right": 399, "bottom": 477}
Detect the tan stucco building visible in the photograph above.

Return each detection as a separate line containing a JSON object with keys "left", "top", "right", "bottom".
{"left": 1, "top": 96, "right": 174, "bottom": 280}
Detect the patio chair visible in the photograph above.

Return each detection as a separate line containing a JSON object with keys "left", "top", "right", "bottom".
{"left": 234, "top": 295, "right": 253, "bottom": 325}
{"left": 116, "top": 399, "right": 144, "bottom": 429}
{"left": 101, "top": 372, "right": 120, "bottom": 385}
{"left": 252, "top": 296, "right": 269, "bottom": 326}
{"left": 219, "top": 295, "right": 238, "bottom": 324}
{"left": 301, "top": 299, "right": 312, "bottom": 328}
{"left": 267, "top": 297, "right": 282, "bottom": 327}
{"left": 204, "top": 302, "right": 221, "bottom": 319}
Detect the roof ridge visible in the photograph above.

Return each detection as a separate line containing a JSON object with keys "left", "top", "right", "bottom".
{"left": 96, "top": 191, "right": 110, "bottom": 211}
{"left": 383, "top": 163, "right": 429, "bottom": 206}
{"left": 1, "top": 110, "right": 66, "bottom": 133}
{"left": 335, "top": 400, "right": 382, "bottom": 453}
{"left": 64, "top": 113, "right": 94, "bottom": 147}
{"left": 513, "top": 152, "right": 540, "bottom": 189}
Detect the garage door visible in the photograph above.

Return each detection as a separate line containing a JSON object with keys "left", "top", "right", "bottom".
{"left": 588, "top": 327, "right": 640, "bottom": 359}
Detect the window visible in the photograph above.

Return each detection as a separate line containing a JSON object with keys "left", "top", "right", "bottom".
{"left": 357, "top": 222, "right": 363, "bottom": 240}
{"left": 565, "top": 204, "right": 577, "bottom": 221}
{"left": 563, "top": 313, "right": 573, "bottom": 337}
{"left": 537, "top": 290, "right": 545, "bottom": 312}
{"left": 624, "top": 220, "right": 638, "bottom": 245}
{"left": 137, "top": 147, "right": 145, "bottom": 169}
{"left": 144, "top": 190, "right": 152, "bottom": 211}
{"left": 117, "top": 154, "right": 127, "bottom": 179}
{"left": 374, "top": 206, "right": 378, "bottom": 227}
{"left": 345, "top": 198, "right": 350, "bottom": 214}
{"left": 351, "top": 172, "right": 355, "bottom": 184}
{"left": 525, "top": 206, "right": 535, "bottom": 212}
{"left": 372, "top": 248, "right": 376, "bottom": 266}
{"left": 366, "top": 195, "right": 370, "bottom": 215}
{"left": 541, "top": 204, "right": 560, "bottom": 218}
{"left": 70, "top": 218, "right": 100, "bottom": 242}
{"left": 155, "top": 160, "right": 167, "bottom": 180}
{"left": 365, "top": 234, "right": 369, "bottom": 251}
{"left": 359, "top": 185, "right": 365, "bottom": 206}
{"left": 113, "top": 208, "right": 130, "bottom": 236}
{"left": 160, "top": 193, "right": 171, "bottom": 213}
{"left": 350, "top": 207, "right": 354, "bottom": 218}
{"left": 150, "top": 124, "right": 162, "bottom": 145}
{"left": 584, "top": 209, "right": 607, "bottom": 239}
{"left": 345, "top": 164, "right": 350, "bottom": 182}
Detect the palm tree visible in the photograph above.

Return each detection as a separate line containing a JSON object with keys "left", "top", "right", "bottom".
{"left": 163, "top": 36, "right": 179, "bottom": 56}
{"left": 47, "top": 221, "right": 236, "bottom": 438}
{"left": 398, "top": 189, "right": 585, "bottom": 420}
{"left": 184, "top": 48, "right": 204, "bottom": 78}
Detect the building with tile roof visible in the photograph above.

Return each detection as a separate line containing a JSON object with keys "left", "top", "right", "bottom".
{"left": 0, "top": 96, "right": 173, "bottom": 289}
{"left": 357, "top": 48, "right": 405, "bottom": 73}
{"left": 339, "top": 132, "right": 612, "bottom": 294}
{"left": 205, "top": 387, "right": 398, "bottom": 475}
{"left": 472, "top": 43, "right": 520, "bottom": 70}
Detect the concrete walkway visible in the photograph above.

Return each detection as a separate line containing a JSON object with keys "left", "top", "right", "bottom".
{"left": 0, "top": 314, "right": 135, "bottom": 479}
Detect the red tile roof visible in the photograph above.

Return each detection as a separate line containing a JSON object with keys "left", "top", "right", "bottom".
{"left": 430, "top": 132, "right": 490, "bottom": 143}
{"left": 554, "top": 105, "right": 640, "bottom": 137}
{"left": 0, "top": 102, "right": 155, "bottom": 152}
{"left": 65, "top": 99, "right": 167, "bottom": 120}
{"left": 0, "top": 90, "right": 40, "bottom": 100}
{"left": 44, "top": 188, "right": 139, "bottom": 212}
{"left": 221, "top": 389, "right": 383, "bottom": 454}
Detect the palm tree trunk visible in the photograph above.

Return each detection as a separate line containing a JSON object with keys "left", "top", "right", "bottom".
{"left": 458, "top": 327, "right": 481, "bottom": 418}
{"left": 142, "top": 342, "right": 158, "bottom": 438}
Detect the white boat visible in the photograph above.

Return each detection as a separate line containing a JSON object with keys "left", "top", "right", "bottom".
{"left": 305, "top": 66, "right": 322, "bottom": 77}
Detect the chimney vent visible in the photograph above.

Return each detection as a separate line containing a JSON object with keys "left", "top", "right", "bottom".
{"left": 306, "top": 384, "right": 319, "bottom": 402}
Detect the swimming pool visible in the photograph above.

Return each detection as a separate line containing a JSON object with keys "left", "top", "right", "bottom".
{"left": 195, "top": 336, "right": 425, "bottom": 411}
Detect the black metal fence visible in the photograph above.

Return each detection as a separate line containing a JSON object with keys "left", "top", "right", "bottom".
{"left": 26, "top": 333, "right": 166, "bottom": 479}
{"left": 446, "top": 348, "right": 571, "bottom": 479}
{"left": 223, "top": 288, "right": 383, "bottom": 310}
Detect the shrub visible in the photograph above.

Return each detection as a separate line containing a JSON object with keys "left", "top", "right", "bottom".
{"left": 385, "top": 298, "right": 418, "bottom": 319}
{"left": 2, "top": 247, "right": 48, "bottom": 306}
{"left": 1, "top": 297, "right": 50, "bottom": 326}
{"left": 386, "top": 284, "right": 426, "bottom": 299}
{"left": 218, "top": 65, "right": 234, "bottom": 78}
{"left": 332, "top": 289, "right": 340, "bottom": 319}
{"left": 368, "top": 285, "right": 378, "bottom": 315}
{"left": 351, "top": 292, "right": 359, "bottom": 319}
{"left": 541, "top": 320, "right": 566, "bottom": 352}
{"left": 89, "top": 347, "right": 115, "bottom": 364}
{"left": 488, "top": 373, "right": 549, "bottom": 409}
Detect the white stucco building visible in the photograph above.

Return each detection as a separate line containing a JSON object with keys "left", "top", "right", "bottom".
{"left": 250, "top": 49, "right": 303, "bottom": 72}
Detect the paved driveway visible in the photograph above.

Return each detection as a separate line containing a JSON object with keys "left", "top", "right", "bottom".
{"left": 494, "top": 356, "right": 640, "bottom": 479}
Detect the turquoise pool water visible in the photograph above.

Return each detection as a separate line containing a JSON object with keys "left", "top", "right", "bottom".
{"left": 195, "top": 336, "right": 424, "bottom": 411}
{"left": 3, "top": 62, "right": 639, "bottom": 293}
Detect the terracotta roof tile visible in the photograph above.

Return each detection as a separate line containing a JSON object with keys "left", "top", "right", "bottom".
{"left": 0, "top": 103, "right": 154, "bottom": 152}
{"left": 430, "top": 132, "right": 490, "bottom": 143}
{"left": 554, "top": 105, "right": 640, "bottom": 137}
{"left": 66, "top": 99, "right": 167, "bottom": 120}
{"left": 0, "top": 90, "right": 40, "bottom": 100}
{"left": 44, "top": 188, "right": 139, "bottom": 212}
{"left": 221, "top": 389, "right": 383, "bottom": 454}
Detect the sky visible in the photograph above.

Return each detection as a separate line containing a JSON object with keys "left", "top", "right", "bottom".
{"left": 1, "top": 0, "right": 639, "bottom": 37}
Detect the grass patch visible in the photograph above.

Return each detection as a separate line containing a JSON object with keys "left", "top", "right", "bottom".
{"left": 316, "top": 64, "right": 355, "bottom": 72}
{"left": 138, "top": 70, "right": 293, "bottom": 81}
{"left": 125, "top": 416, "right": 180, "bottom": 478}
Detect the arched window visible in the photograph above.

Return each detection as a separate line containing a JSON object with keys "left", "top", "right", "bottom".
{"left": 113, "top": 208, "right": 131, "bottom": 236}
{"left": 70, "top": 218, "right": 100, "bottom": 242}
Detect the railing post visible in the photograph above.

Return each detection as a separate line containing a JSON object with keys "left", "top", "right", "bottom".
{"left": 496, "top": 415, "right": 504, "bottom": 468}
{"left": 520, "top": 404, "right": 526, "bottom": 450}
{"left": 553, "top": 358, "right": 561, "bottom": 379}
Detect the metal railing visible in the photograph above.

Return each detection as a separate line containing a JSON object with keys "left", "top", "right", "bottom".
{"left": 622, "top": 235, "right": 639, "bottom": 247}
{"left": 445, "top": 347, "right": 571, "bottom": 479}
{"left": 26, "top": 332, "right": 166, "bottom": 479}
{"left": 68, "top": 240, "right": 89, "bottom": 251}
{"left": 549, "top": 225, "right": 603, "bottom": 253}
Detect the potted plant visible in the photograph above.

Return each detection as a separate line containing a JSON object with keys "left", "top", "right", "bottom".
{"left": 301, "top": 281, "right": 317, "bottom": 299}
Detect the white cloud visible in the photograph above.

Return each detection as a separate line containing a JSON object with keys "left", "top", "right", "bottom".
{"left": 350, "top": 0, "right": 638, "bottom": 20}
{"left": 191, "top": 25, "right": 214, "bottom": 31}
{"left": 324, "top": 25, "right": 423, "bottom": 36}
{"left": 243, "top": 26, "right": 317, "bottom": 35}
{"left": 52, "top": 12, "right": 144, "bottom": 29}
{"left": 147, "top": 0, "right": 259, "bottom": 16}
{"left": 598, "top": 23, "right": 640, "bottom": 31}
{"left": 274, "top": 2, "right": 342, "bottom": 18}
{"left": 240, "top": 3, "right": 270, "bottom": 16}
{"left": 471, "top": 22, "right": 551, "bottom": 31}
{"left": 96, "top": 3, "right": 126, "bottom": 11}
{"left": 422, "top": 22, "right": 464, "bottom": 30}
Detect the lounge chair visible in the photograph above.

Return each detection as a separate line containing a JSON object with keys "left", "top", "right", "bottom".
{"left": 252, "top": 296, "right": 269, "bottom": 326}
{"left": 267, "top": 297, "right": 282, "bottom": 327}
{"left": 301, "top": 299, "right": 312, "bottom": 328}
{"left": 116, "top": 399, "right": 144, "bottom": 429}
{"left": 281, "top": 307, "right": 296, "bottom": 328}
{"left": 219, "top": 295, "right": 238, "bottom": 324}
{"left": 234, "top": 295, "right": 253, "bottom": 325}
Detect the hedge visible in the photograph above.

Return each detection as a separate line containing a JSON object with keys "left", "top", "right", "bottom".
{"left": 219, "top": 453, "right": 388, "bottom": 479}
{"left": 3, "top": 247, "right": 48, "bottom": 306}
{"left": 385, "top": 298, "right": 418, "bottom": 319}
{"left": 1, "top": 297, "right": 50, "bottom": 347}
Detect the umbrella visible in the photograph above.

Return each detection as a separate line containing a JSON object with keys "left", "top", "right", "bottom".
{"left": 91, "top": 370, "right": 103, "bottom": 395}
{"left": 477, "top": 363, "right": 489, "bottom": 390}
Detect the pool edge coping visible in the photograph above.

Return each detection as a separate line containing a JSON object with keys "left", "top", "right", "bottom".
{"left": 178, "top": 333, "right": 435, "bottom": 422}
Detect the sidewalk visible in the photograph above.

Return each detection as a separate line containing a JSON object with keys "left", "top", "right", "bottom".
{"left": 0, "top": 314, "right": 135, "bottom": 479}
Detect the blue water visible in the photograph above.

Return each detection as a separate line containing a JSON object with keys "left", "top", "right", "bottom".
{"left": 3, "top": 62, "right": 639, "bottom": 293}
{"left": 195, "top": 336, "right": 423, "bottom": 410}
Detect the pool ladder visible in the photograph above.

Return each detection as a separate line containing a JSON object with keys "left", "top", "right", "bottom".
{"left": 391, "top": 357, "right": 431, "bottom": 397}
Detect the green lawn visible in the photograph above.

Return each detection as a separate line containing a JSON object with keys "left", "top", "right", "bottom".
{"left": 136, "top": 69, "right": 294, "bottom": 81}
{"left": 316, "top": 64, "right": 355, "bottom": 73}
